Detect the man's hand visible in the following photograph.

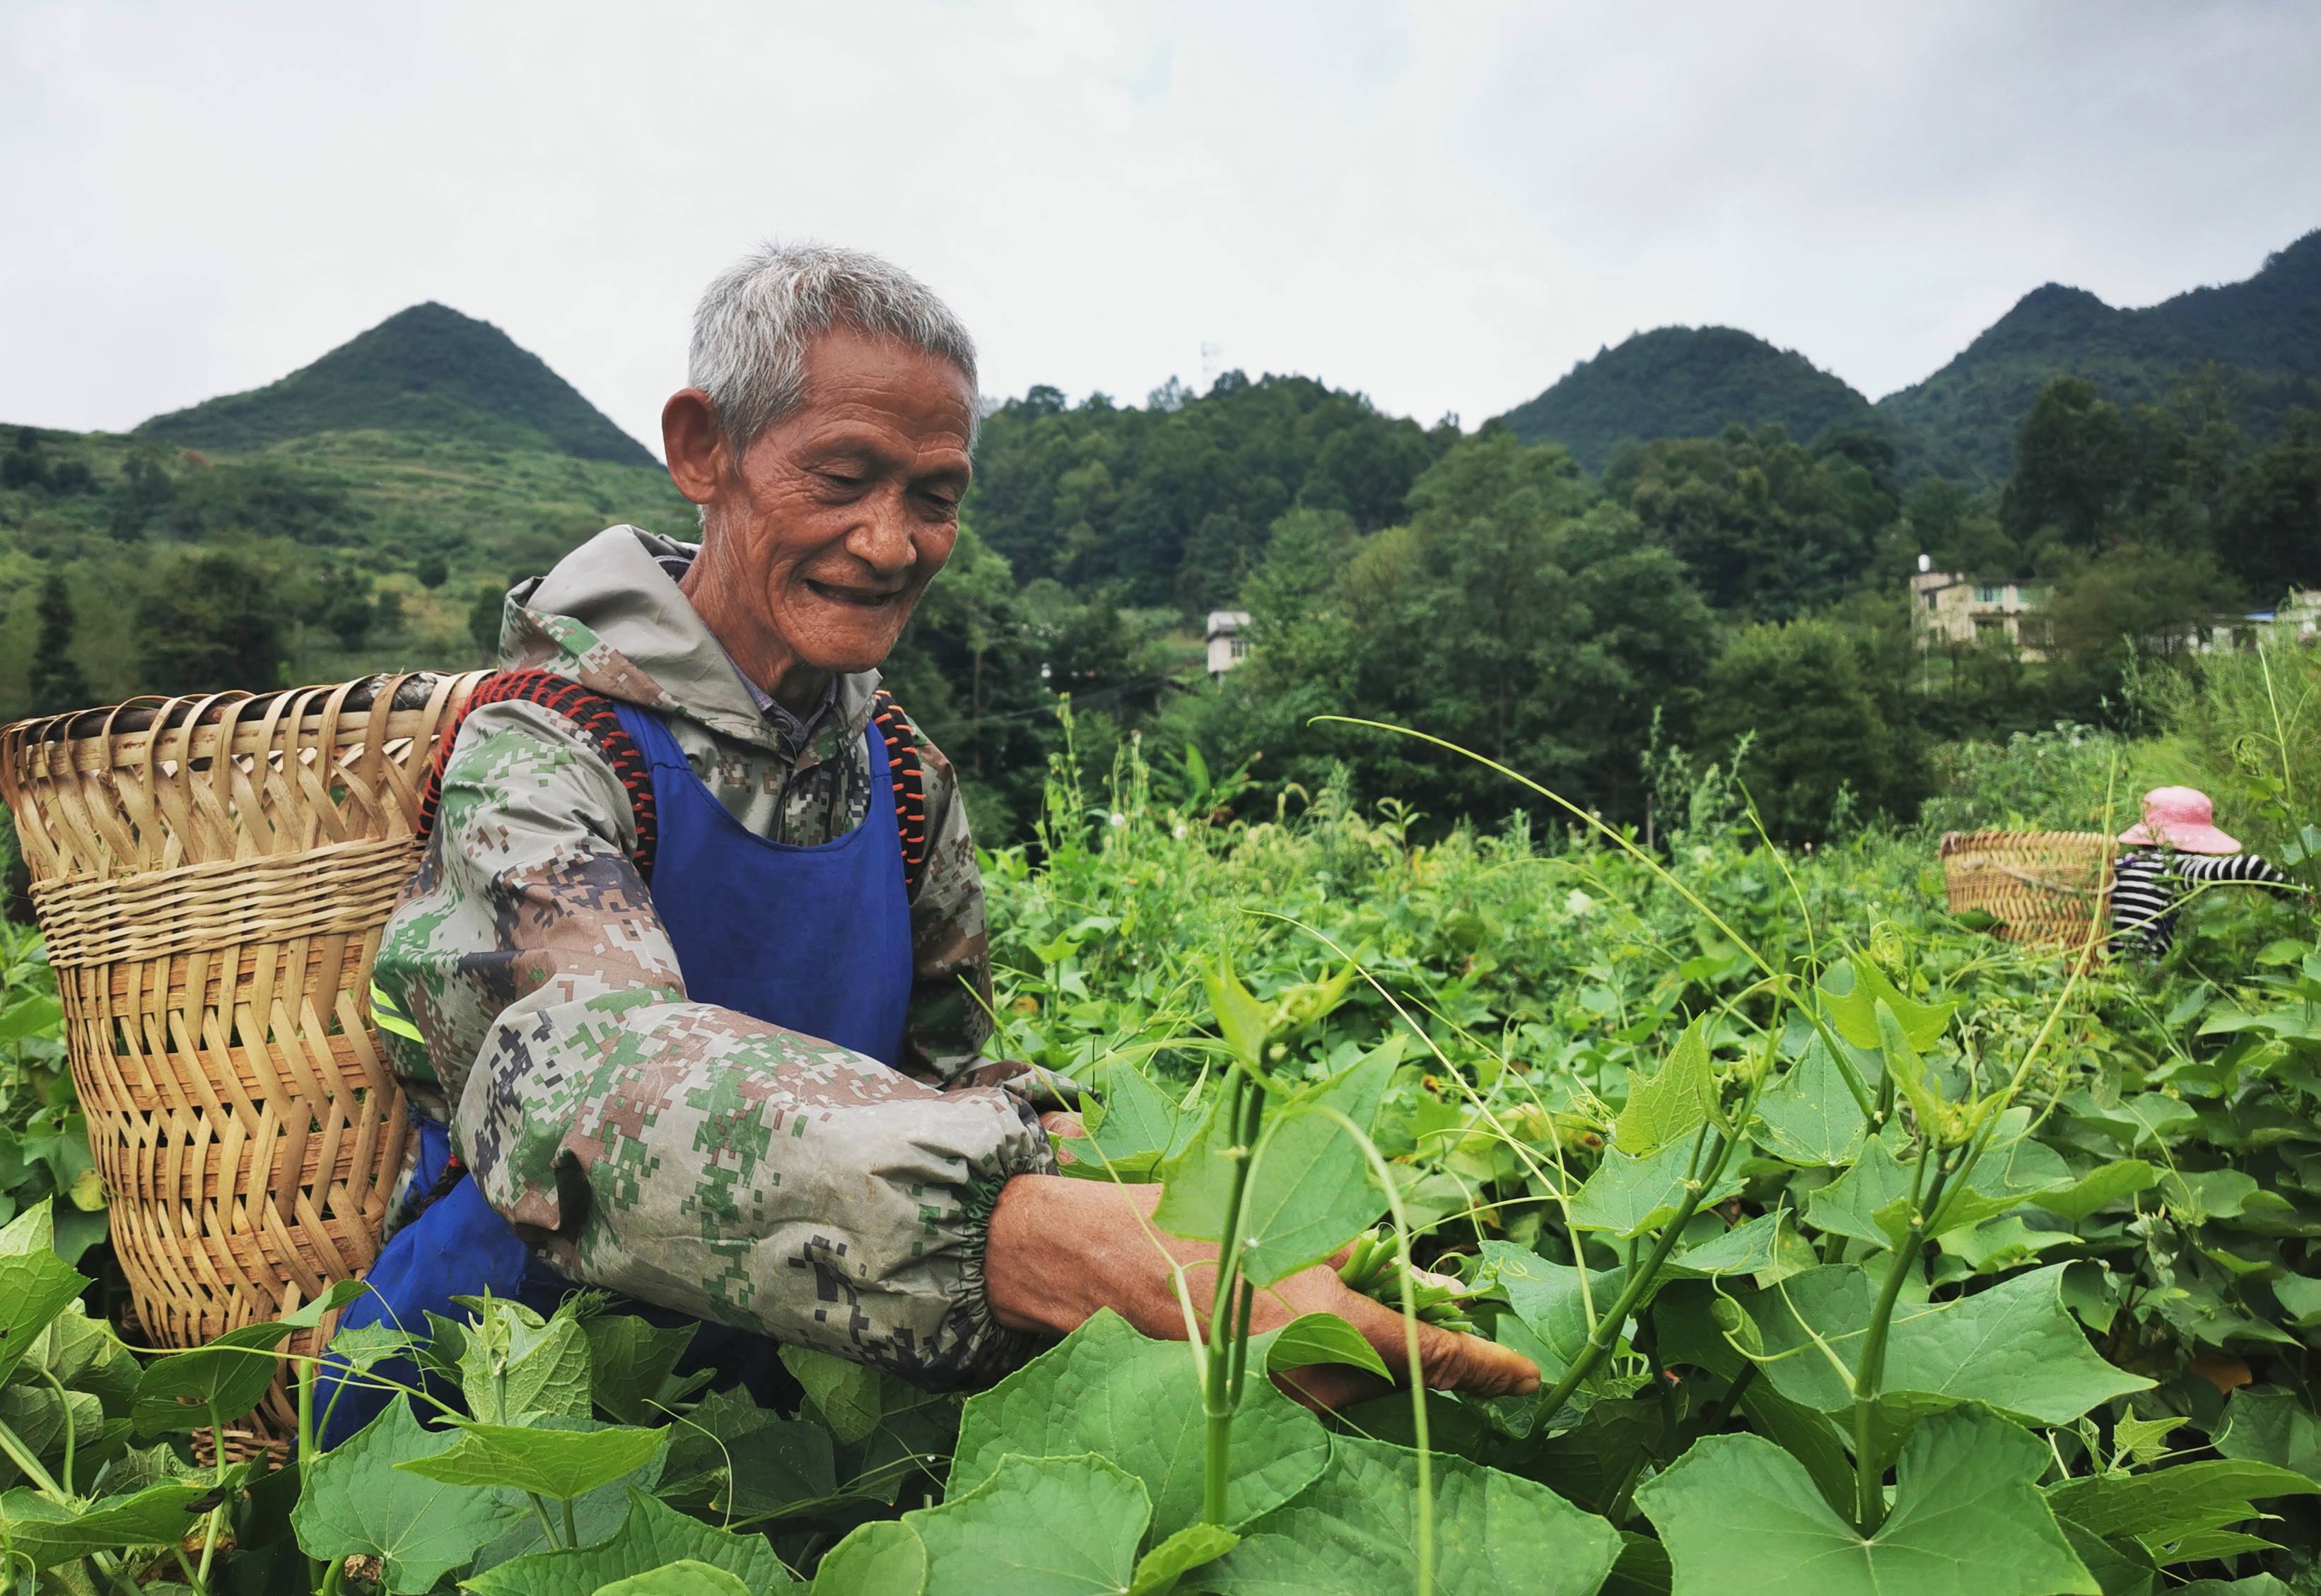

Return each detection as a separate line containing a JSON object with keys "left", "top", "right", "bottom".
{"left": 986, "top": 1174, "right": 1539, "bottom": 1407}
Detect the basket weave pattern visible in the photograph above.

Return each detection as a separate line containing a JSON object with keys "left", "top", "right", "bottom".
{"left": 0, "top": 672, "right": 485, "bottom": 1443}
{"left": 1939, "top": 828, "right": 2117, "bottom": 951}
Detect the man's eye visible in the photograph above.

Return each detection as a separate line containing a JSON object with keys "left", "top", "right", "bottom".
{"left": 818, "top": 470, "right": 865, "bottom": 489}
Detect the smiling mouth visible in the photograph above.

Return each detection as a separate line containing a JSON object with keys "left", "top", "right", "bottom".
{"left": 805, "top": 579, "right": 905, "bottom": 609}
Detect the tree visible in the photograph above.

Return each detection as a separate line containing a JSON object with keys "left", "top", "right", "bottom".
{"left": 469, "top": 584, "right": 507, "bottom": 661}
{"left": 1191, "top": 435, "right": 1715, "bottom": 829}
{"left": 2038, "top": 542, "right": 2240, "bottom": 723}
{"left": 2216, "top": 407, "right": 2321, "bottom": 601}
{"left": 1, "top": 428, "right": 51, "bottom": 491}
{"left": 135, "top": 550, "right": 291, "bottom": 695}
{"left": 25, "top": 573, "right": 93, "bottom": 716}
{"left": 1902, "top": 479, "right": 2015, "bottom": 574}
{"left": 109, "top": 451, "right": 177, "bottom": 541}
{"left": 416, "top": 554, "right": 450, "bottom": 589}
{"left": 1999, "top": 377, "right": 2132, "bottom": 551}
{"left": 1610, "top": 424, "right": 1893, "bottom": 618}
{"left": 879, "top": 526, "right": 1057, "bottom": 836}
{"left": 319, "top": 567, "right": 384, "bottom": 649}
{"left": 1697, "top": 616, "right": 1926, "bottom": 842}
{"left": 965, "top": 372, "right": 1453, "bottom": 606}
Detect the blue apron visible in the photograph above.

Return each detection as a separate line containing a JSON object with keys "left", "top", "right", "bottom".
{"left": 317, "top": 706, "right": 913, "bottom": 1444}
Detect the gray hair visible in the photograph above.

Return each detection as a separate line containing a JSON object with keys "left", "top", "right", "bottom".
{"left": 687, "top": 242, "right": 979, "bottom": 449}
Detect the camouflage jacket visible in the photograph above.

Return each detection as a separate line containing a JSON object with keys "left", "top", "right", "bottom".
{"left": 371, "top": 525, "right": 1057, "bottom": 1385}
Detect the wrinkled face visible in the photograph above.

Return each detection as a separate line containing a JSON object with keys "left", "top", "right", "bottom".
{"left": 702, "top": 331, "right": 973, "bottom": 676}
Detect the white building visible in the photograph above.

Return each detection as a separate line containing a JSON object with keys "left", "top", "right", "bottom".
{"left": 1909, "top": 570, "right": 2050, "bottom": 659}
{"left": 1206, "top": 611, "right": 1252, "bottom": 676}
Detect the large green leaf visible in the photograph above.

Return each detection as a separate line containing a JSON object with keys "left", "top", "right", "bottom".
{"left": 597, "top": 1562, "right": 753, "bottom": 1596}
{"left": 2059, "top": 1521, "right": 2160, "bottom": 1596}
{"left": 1667, "top": 1211, "right": 1813, "bottom": 1284}
{"left": 464, "top": 1417, "right": 669, "bottom": 1574}
{"left": 1236, "top": 1046, "right": 1398, "bottom": 1286}
{"left": 2214, "top": 1387, "right": 2321, "bottom": 1479}
{"left": 0, "top": 992, "right": 62, "bottom": 1041}
{"left": 1077, "top": 1062, "right": 1203, "bottom": 1183}
{"left": 1820, "top": 958, "right": 1955, "bottom": 1054}
{"left": 952, "top": 1309, "right": 1326, "bottom": 1537}
{"left": 1154, "top": 1041, "right": 1396, "bottom": 1285}
{"left": 401, "top": 1422, "right": 667, "bottom": 1501}
{"left": 1876, "top": 999, "right": 1948, "bottom": 1141}
{"left": 1481, "top": 1242, "right": 1625, "bottom": 1382}
{"left": 1129, "top": 1523, "right": 1238, "bottom": 1595}
{"left": 1569, "top": 1137, "right": 1741, "bottom": 1238}
{"left": 1636, "top": 1409, "right": 2095, "bottom": 1596}
{"left": 455, "top": 1297, "right": 592, "bottom": 1424}
{"left": 2047, "top": 1460, "right": 2321, "bottom": 1547}
{"left": 1753, "top": 1035, "right": 1869, "bottom": 1167}
{"left": 1263, "top": 1313, "right": 1389, "bottom": 1381}
{"left": 781, "top": 1343, "right": 887, "bottom": 1445}
{"left": 0, "top": 1204, "right": 90, "bottom": 1386}
{"left": 1614, "top": 1019, "right": 1715, "bottom": 1158}
{"left": 582, "top": 1315, "right": 706, "bottom": 1426}
{"left": 23, "top": 1299, "right": 139, "bottom": 1415}
{"left": 1746, "top": 1265, "right": 2151, "bottom": 1425}
{"left": 0, "top": 1479, "right": 210, "bottom": 1569}
{"left": 810, "top": 1518, "right": 927, "bottom": 1595}
{"left": 2033, "top": 1161, "right": 2157, "bottom": 1226}
{"left": 1803, "top": 1132, "right": 1920, "bottom": 1247}
{"left": 907, "top": 1453, "right": 1150, "bottom": 1596}
{"left": 294, "top": 1397, "right": 525, "bottom": 1592}
{"left": 1201, "top": 1433, "right": 1623, "bottom": 1596}
{"left": 462, "top": 1487, "right": 794, "bottom": 1593}
{"left": 131, "top": 1320, "right": 294, "bottom": 1436}
{"left": 721, "top": 1419, "right": 839, "bottom": 1519}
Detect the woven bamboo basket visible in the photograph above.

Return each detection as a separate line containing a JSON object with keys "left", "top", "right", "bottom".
{"left": 1939, "top": 829, "right": 2117, "bottom": 952}
{"left": 0, "top": 671, "right": 487, "bottom": 1451}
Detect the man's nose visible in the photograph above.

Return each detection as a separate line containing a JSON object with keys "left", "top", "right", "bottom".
{"left": 843, "top": 498, "right": 918, "bottom": 577}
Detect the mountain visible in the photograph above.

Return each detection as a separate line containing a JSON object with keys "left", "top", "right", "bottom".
{"left": 1497, "top": 231, "right": 2321, "bottom": 487}
{"left": 137, "top": 302, "right": 655, "bottom": 467}
{"left": 1876, "top": 231, "right": 2321, "bottom": 481}
{"left": 1494, "top": 327, "right": 1915, "bottom": 476}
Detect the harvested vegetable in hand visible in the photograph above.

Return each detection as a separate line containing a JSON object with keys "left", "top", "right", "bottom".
{"left": 1336, "top": 1226, "right": 1479, "bottom": 1333}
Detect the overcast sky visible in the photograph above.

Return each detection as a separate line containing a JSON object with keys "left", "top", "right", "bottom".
{"left": 6, "top": 1, "right": 2318, "bottom": 455}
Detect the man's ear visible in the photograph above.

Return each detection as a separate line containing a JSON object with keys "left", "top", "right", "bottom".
{"left": 662, "top": 389, "right": 726, "bottom": 507}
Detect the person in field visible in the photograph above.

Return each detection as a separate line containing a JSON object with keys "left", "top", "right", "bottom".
{"left": 321, "top": 245, "right": 1535, "bottom": 1439}
{"left": 2110, "top": 786, "right": 2300, "bottom": 957}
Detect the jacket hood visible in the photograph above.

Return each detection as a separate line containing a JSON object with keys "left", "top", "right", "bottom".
{"left": 494, "top": 524, "right": 879, "bottom": 752}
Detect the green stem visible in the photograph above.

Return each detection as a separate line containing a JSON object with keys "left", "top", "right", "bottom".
{"left": 527, "top": 1491, "right": 561, "bottom": 1547}
{"left": 561, "top": 1494, "right": 579, "bottom": 1549}
{"left": 31, "top": 1365, "right": 76, "bottom": 1497}
{"left": 1536, "top": 1123, "right": 1742, "bottom": 1416}
{"left": 299, "top": 1357, "right": 327, "bottom": 1591}
{"left": 194, "top": 1408, "right": 228, "bottom": 1591}
{"left": 0, "top": 1415, "right": 67, "bottom": 1499}
{"left": 1721, "top": 1362, "right": 1760, "bottom": 1427}
{"left": 1201, "top": 1069, "right": 1265, "bottom": 1526}
{"left": 1852, "top": 1149, "right": 1953, "bottom": 1534}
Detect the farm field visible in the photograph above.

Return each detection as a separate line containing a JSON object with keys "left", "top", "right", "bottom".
{"left": 2, "top": 643, "right": 2320, "bottom": 1595}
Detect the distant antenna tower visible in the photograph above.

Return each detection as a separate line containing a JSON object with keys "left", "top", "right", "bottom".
{"left": 1200, "top": 341, "right": 1223, "bottom": 392}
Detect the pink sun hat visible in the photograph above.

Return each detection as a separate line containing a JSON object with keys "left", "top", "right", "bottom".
{"left": 2117, "top": 787, "right": 2242, "bottom": 854}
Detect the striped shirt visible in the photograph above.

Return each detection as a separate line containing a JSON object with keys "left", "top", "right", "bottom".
{"left": 2110, "top": 848, "right": 2293, "bottom": 956}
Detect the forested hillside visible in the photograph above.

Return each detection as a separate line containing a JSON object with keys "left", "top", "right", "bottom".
{"left": 1493, "top": 232, "right": 2321, "bottom": 486}
{"left": 1878, "top": 230, "right": 2321, "bottom": 479}
{"left": 140, "top": 302, "right": 657, "bottom": 465}
{"left": 1494, "top": 326, "right": 1902, "bottom": 474}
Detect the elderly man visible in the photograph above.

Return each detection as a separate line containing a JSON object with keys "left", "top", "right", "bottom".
{"left": 326, "top": 245, "right": 1533, "bottom": 1437}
